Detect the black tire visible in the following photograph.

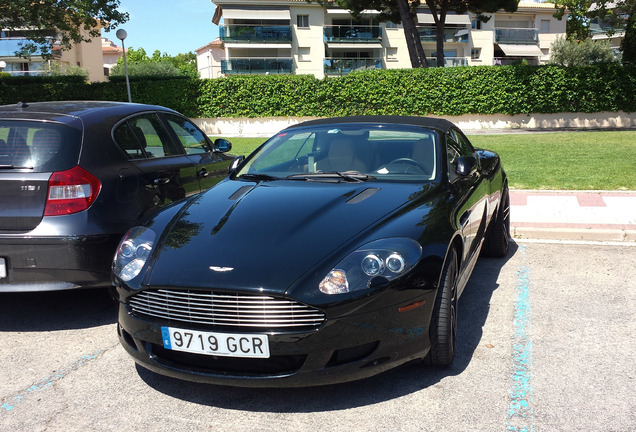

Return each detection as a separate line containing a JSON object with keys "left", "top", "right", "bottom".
{"left": 424, "top": 248, "right": 458, "bottom": 367}
{"left": 482, "top": 186, "right": 510, "bottom": 258}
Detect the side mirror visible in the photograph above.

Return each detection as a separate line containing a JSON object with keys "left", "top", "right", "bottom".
{"left": 476, "top": 150, "right": 500, "bottom": 176}
{"left": 455, "top": 156, "right": 478, "bottom": 177}
{"left": 229, "top": 155, "right": 245, "bottom": 175}
{"left": 213, "top": 138, "right": 232, "bottom": 153}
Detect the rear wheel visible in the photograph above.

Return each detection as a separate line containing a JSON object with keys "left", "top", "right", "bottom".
{"left": 482, "top": 186, "right": 510, "bottom": 258}
{"left": 424, "top": 248, "right": 458, "bottom": 367}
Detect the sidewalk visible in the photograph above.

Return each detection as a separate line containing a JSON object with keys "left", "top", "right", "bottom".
{"left": 510, "top": 190, "right": 636, "bottom": 243}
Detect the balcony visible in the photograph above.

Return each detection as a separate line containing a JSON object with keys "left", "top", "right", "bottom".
{"left": 494, "top": 28, "right": 539, "bottom": 44}
{"left": 324, "top": 25, "right": 382, "bottom": 43}
{"left": 426, "top": 57, "right": 469, "bottom": 67}
{"left": 219, "top": 25, "right": 292, "bottom": 44}
{"left": 324, "top": 58, "right": 383, "bottom": 75}
{"left": 221, "top": 58, "right": 293, "bottom": 75}
{"left": 418, "top": 27, "right": 469, "bottom": 43}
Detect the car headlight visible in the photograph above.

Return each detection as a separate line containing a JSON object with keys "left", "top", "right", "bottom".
{"left": 319, "top": 238, "right": 422, "bottom": 295}
{"left": 113, "top": 226, "right": 156, "bottom": 282}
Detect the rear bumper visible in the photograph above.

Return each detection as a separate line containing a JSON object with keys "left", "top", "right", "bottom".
{"left": 0, "top": 234, "right": 121, "bottom": 291}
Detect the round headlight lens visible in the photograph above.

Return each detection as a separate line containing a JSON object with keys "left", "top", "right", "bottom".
{"left": 361, "top": 254, "right": 384, "bottom": 276}
{"left": 386, "top": 253, "right": 406, "bottom": 273}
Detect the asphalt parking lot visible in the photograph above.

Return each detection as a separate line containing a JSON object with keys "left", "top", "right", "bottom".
{"left": 1, "top": 241, "right": 634, "bottom": 432}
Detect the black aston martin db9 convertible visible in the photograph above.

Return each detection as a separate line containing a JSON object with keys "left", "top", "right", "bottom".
{"left": 113, "top": 116, "right": 510, "bottom": 387}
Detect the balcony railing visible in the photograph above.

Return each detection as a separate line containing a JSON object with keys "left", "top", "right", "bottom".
{"left": 221, "top": 58, "right": 293, "bottom": 75}
{"left": 324, "top": 58, "right": 383, "bottom": 75}
{"left": 324, "top": 25, "right": 382, "bottom": 43}
{"left": 425, "top": 57, "right": 469, "bottom": 67}
{"left": 219, "top": 25, "right": 292, "bottom": 43}
{"left": 418, "top": 27, "right": 469, "bottom": 43}
{"left": 0, "top": 38, "right": 49, "bottom": 57}
{"left": 494, "top": 28, "right": 539, "bottom": 44}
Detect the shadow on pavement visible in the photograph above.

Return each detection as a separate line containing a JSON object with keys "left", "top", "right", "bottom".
{"left": 137, "top": 243, "right": 518, "bottom": 411}
{"left": 0, "top": 288, "right": 117, "bottom": 331}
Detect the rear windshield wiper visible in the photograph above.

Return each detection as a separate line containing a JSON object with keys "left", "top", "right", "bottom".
{"left": 238, "top": 173, "right": 279, "bottom": 182}
{"left": 286, "top": 171, "right": 375, "bottom": 183}
{"left": 0, "top": 165, "right": 33, "bottom": 170}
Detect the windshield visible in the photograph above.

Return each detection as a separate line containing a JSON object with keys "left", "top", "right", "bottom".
{"left": 0, "top": 121, "right": 81, "bottom": 172}
{"left": 236, "top": 124, "right": 439, "bottom": 182}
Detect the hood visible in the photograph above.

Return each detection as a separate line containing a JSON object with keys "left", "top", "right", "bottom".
{"left": 146, "top": 179, "right": 429, "bottom": 293}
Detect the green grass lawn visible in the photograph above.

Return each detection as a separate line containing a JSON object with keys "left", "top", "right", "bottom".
{"left": 219, "top": 131, "right": 636, "bottom": 191}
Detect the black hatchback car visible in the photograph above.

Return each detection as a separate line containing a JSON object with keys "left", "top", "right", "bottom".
{"left": 0, "top": 101, "right": 232, "bottom": 292}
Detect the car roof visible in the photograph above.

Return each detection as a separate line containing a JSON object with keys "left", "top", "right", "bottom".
{"left": 0, "top": 101, "right": 177, "bottom": 126}
{"left": 285, "top": 116, "right": 457, "bottom": 133}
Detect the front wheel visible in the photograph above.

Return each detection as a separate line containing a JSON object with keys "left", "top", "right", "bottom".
{"left": 423, "top": 248, "right": 458, "bottom": 367}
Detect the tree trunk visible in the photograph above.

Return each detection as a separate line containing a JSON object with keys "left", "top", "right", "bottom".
{"left": 396, "top": 0, "right": 428, "bottom": 67}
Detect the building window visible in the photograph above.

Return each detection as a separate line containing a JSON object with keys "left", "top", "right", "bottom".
{"left": 386, "top": 47, "right": 398, "bottom": 61}
{"left": 471, "top": 48, "right": 481, "bottom": 59}
{"left": 297, "top": 15, "right": 309, "bottom": 28}
{"left": 540, "top": 20, "right": 550, "bottom": 33}
{"left": 471, "top": 19, "right": 481, "bottom": 30}
{"left": 298, "top": 47, "right": 311, "bottom": 62}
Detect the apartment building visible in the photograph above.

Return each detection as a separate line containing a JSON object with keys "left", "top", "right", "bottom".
{"left": 0, "top": 28, "right": 105, "bottom": 82}
{"left": 206, "top": 0, "right": 566, "bottom": 78}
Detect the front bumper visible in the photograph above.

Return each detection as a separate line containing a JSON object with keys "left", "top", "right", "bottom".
{"left": 117, "top": 290, "right": 438, "bottom": 387}
{"left": 0, "top": 234, "right": 121, "bottom": 292}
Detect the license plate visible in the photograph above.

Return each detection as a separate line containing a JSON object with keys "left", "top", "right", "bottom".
{"left": 0, "top": 258, "right": 6, "bottom": 279}
{"left": 161, "top": 326, "right": 269, "bottom": 358}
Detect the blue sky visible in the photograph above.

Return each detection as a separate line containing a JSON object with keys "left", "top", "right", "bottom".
{"left": 104, "top": 0, "right": 220, "bottom": 55}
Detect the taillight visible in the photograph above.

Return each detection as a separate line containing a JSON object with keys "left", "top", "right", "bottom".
{"left": 44, "top": 165, "right": 101, "bottom": 216}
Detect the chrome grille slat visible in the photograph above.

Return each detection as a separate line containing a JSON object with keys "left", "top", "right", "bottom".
{"left": 129, "top": 289, "right": 325, "bottom": 330}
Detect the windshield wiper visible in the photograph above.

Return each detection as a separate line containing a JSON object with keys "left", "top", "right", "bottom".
{"left": 238, "top": 173, "right": 279, "bottom": 182}
{"left": 286, "top": 171, "right": 375, "bottom": 183}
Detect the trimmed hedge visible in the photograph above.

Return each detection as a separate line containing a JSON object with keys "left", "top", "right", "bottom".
{"left": 1, "top": 65, "right": 635, "bottom": 118}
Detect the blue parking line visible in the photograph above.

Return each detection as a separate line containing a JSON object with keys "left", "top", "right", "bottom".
{"left": 1, "top": 352, "right": 101, "bottom": 413}
{"left": 507, "top": 245, "right": 534, "bottom": 432}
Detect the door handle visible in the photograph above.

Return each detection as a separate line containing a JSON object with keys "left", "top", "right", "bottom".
{"left": 154, "top": 177, "right": 170, "bottom": 185}
{"left": 198, "top": 168, "right": 209, "bottom": 178}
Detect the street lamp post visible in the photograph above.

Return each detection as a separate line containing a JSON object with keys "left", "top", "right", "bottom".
{"left": 116, "top": 28, "right": 132, "bottom": 103}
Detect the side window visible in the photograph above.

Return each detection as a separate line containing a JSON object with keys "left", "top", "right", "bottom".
{"left": 446, "top": 134, "right": 461, "bottom": 165}
{"left": 114, "top": 113, "right": 178, "bottom": 159}
{"left": 114, "top": 123, "right": 145, "bottom": 159}
{"left": 165, "top": 114, "right": 211, "bottom": 155}
{"left": 449, "top": 128, "right": 474, "bottom": 156}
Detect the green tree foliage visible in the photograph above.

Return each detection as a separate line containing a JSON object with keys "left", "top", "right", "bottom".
{"left": 551, "top": 0, "right": 593, "bottom": 40}
{"left": 311, "top": 0, "right": 518, "bottom": 67}
{"left": 550, "top": 36, "right": 618, "bottom": 65}
{"left": 110, "top": 47, "right": 198, "bottom": 78}
{"left": 0, "top": 0, "right": 128, "bottom": 58}
{"left": 622, "top": 0, "right": 636, "bottom": 65}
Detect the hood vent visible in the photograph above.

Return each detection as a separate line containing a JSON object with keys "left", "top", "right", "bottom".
{"left": 347, "top": 188, "right": 380, "bottom": 204}
{"left": 228, "top": 185, "right": 253, "bottom": 200}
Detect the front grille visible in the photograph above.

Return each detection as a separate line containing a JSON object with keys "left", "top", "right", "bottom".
{"left": 129, "top": 289, "right": 325, "bottom": 331}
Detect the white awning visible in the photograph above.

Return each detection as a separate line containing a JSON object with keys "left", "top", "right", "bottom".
{"left": 498, "top": 43, "right": 544, "bottom": 56}
{"left": 416, "top": 12, "right": 471, "bottom": 25}
{"left": 222, "top": 7, "right": 291, "bottom": 21}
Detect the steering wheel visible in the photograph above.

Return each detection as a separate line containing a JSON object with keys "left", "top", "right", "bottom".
{"left": 380, "top": 158, "right": 428, "bottom": 174}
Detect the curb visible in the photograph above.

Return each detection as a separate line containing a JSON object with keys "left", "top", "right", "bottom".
{"left": 511, "top": 226, "right": 636, "bottom": 243}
